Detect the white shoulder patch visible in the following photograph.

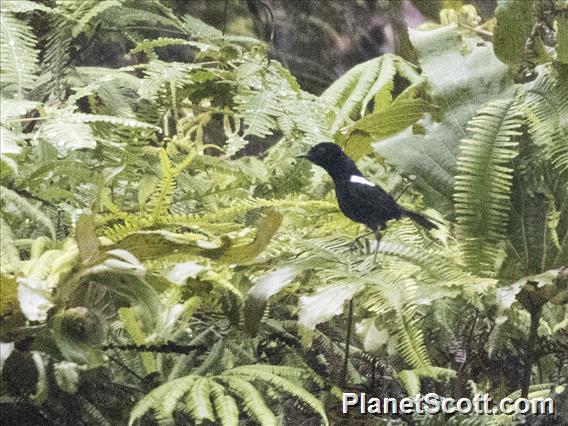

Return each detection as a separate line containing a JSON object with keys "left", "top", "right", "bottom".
{"left": 350, "top": 175, "right": 375, "bottom": 187}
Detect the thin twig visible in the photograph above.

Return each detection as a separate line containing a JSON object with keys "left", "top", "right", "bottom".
{"left": 222, "top": 0, "right": 229, "bottom": 37}
{"left": 521, "top": 306, "right": 542, "bottom": 398}
{"left": 342, "top": 298, "right": 355, "bottom": 387}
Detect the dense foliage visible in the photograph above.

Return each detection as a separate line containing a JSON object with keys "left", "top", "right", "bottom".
{"left": 1, "top": 0, "right": 567, "bottom": 425}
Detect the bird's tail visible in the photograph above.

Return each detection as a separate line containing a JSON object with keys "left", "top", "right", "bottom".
{"left": 402, "top": 209, "right": 436, "bottom": 230}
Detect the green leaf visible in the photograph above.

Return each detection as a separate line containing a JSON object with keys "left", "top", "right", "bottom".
{"left": 355, "top": 317, "right": 389, "bottom": 353}
{"left": 339, "top": 99, "right": 437, "bottom": 160}
{"left": 1, "top": 186, "right": 55, "bottom": 239}
{"left": 110, "top": 210, "right": 282, "bottom": 264}
{"left": 374, "top": 25, "right": 512, "bottom": 214}
{"left": 210, "top": 382, "right": 239, "bottom": 426}
{"left": 186, "top": 378, "right": 215, "bottom": 423}
{"left": 396, "top": 370, "right": 420, "bottom": 395}
{"left": 493, "top": 0, "right": 536, "bottom": 67}
{"left": 244, "top": 266, "right": 299, "bottom": 335}
{"left": 0, "top": 99, "right": 37, "bottom": 122}
{"left": 0, "top": 274, "right": 19, "bottom": 318}
{"left": 298, "top": 283, "right": 363, "bottom": 346}
{"left": 118, "top": 307, "right": 157, "bottom": 374}
{"left": 321, "top": 55, "right": 418, "bottom": 133}
{"left": 557, "top": 16, "right": 568, "bottom": 64}
{"left": 1, "top": 218, "right": 19, "bottom": 275}
{"left": 166, "top": 261, "right": 208, "bottom": 285}
{"left": 0, "top": 0, "right": 53, "bottom": 13}
{"left": 76, "top": 215, "right": 100, "bottom": 263}
{"left": 454, "top": 98, "right": 522, "bottom": 275}
{"left": 220, "top": 377, "right": 277, "bottom": 426}
{"left": 0, "top": 13, "right": 38, "bottom": 97}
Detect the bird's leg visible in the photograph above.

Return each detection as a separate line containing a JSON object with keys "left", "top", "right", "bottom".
{"left": 372, "top": 228, "right": 382, "bottom": 263}
{"left": 349, "top": 229, "right": 374, "bottom": 251}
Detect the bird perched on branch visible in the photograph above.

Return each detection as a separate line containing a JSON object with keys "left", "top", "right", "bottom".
{"left": 298, "top": 142, "right": 435, "bottom": 260}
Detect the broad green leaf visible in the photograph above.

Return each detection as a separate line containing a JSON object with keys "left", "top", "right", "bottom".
{"left": 0, "top": 99, "right": 37, "bottom": 122}
{"left": 339, "top": 99, "right": 437, "bottom": 160}
{"left": 244, "top": 266, "right": 299, "bottom": 335}
{"left": 247, "top": 267, "right": 298, "bottom": 300}
{"left": 111, "top": 210, "right": 282, "bottom": 264}
{"left": 355, "top": 317, "right": 389, "bottom": 353}
{"left": 374, "top": 25, "right": 512, "bottom": 214}
{"left": 298, "top": 283, "right": 363, "bottom": 346}
{"left": 167, "top": 261, "right": 208, "bottom": 285}
{"left": 321, "top": 55, "right": 423, "bottom": 135}
{"left": 76, "top": 215, "right": 100, "bottom": 262}
{"left": 497, "top": 269, "right": 568, "bottom": 323}
{"left": 17, "top": 277, "right": 53, "bottom": 321}
{"left": 0, "top": 342, "right": 14, "bottom": 374}
{"left": 493, "top": 0, "right": 536, "bottom": 67}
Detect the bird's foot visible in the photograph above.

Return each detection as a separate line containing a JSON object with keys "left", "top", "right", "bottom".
{"left": 349, "top": 231, "right": 374, "bottom": 253}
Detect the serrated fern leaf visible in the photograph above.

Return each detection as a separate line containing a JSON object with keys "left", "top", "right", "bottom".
{"left": 454, "top": 98, "right": 522, "bottom": 275}
{"left": 145, "top": 150, "right": 175, "bottom": 224}
{"left": 1, "top": 217, "right": 20, "bottom": 274}
{"left": 523, "top": 70, "right": 568, "bottom": 188}
{"left": 229, "top": 367, "right": 328, "bottom": 425}
{"left": 129, "top": 376, "right": 197, "bottom": 424}
{"left": 363, "top": 272, "right": 431, "bottom": 369}
{"left": 186, "top": 378, "right": 215, "bottom": 423}
{"left": 40, "top": 118, "right": 96, "bottom": 153}
{"left": 1, "top": 186, "right": 55, "bottom": 239}
{"left": 235, "top": 87, "right": 280, "bottom": 138}
{"left": 218, "top": 377, "right": 277, "bottom": 425}
{"left": 209, "top": 382, "right": 239, "bottom": 426}
{"left": 320, "top": 55, "right": 402, "bottom": 133}
{"left": 0, "top": 12, "right": 39, "bottom": 97}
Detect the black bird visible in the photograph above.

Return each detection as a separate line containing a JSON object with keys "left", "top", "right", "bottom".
{"left": 299, "top": 142, "right": 435, "bottom": 260}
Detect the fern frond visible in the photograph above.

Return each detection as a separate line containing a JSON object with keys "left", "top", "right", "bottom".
{"left": 0, "top": 12, "right": 39, "bottom": 97}
{"left": 186, "top": 378, "right": 215, "bottom": 423}
{"left": 209, "top": 381, "right": 239, "bottom": 426}
{"left": 0, "top": 1, "right": 52, "bottom": 13}
{"left": 70, "top": 0, "right": 121, "bottom": 38}
{"left": 1, "top": 217, "right": 20, "bottom": 274}
{"left": 235, "top": 86, "right": 280, "bottom": 138}
{"left": 320, "top": 55, "right": 416, "bottom": 133}
{"left": 146, "top": 149, "right": 175, "bottom": 224}
{"left": 40, "top": 118, "right": 96, "bottom": 153}
{"left": 363, "top": 272, "right": 431, "bottom": 369}
{"left": 129, "top": 375, "right": 197, "bottom": 424}
{"left": 522, "top": 69, "right": 568, "bottom": 187}
{"left": 228, "top": 366, "right": 328, "bottom": 425}
{"left": 1, "top": 186, "right": 55, "bottom": 239}
{"left": 219, "top": 377, "right": 277, "bottom": 425}
{"left": 41, "top": 13, "right": 72, "bottom": 100}
{"left": 454, "top": 98, "right": 522, "bottom": 275}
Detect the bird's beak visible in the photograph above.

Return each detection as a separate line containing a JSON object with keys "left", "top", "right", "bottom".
{"left": 295, "top": 155, "right": 308, "bottom": 159}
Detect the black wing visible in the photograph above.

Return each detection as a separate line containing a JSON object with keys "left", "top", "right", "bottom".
{"left": 335, "top": 180, "right": 402, "bottom": 229}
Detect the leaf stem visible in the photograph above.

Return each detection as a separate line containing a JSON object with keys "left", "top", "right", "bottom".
{"left": 521, "top": 306, "right": 541, "bottom": 398}
{"left": 342, "top": 298, "right": 354, "bottom": 387}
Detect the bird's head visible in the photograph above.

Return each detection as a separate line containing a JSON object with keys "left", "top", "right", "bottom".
{"left": 298, "top": 142, "right": 347, "bottom": 171}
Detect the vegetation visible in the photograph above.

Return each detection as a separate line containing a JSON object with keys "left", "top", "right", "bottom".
{"left": 1, "top": 0, "right": 566, "bottom": 424}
